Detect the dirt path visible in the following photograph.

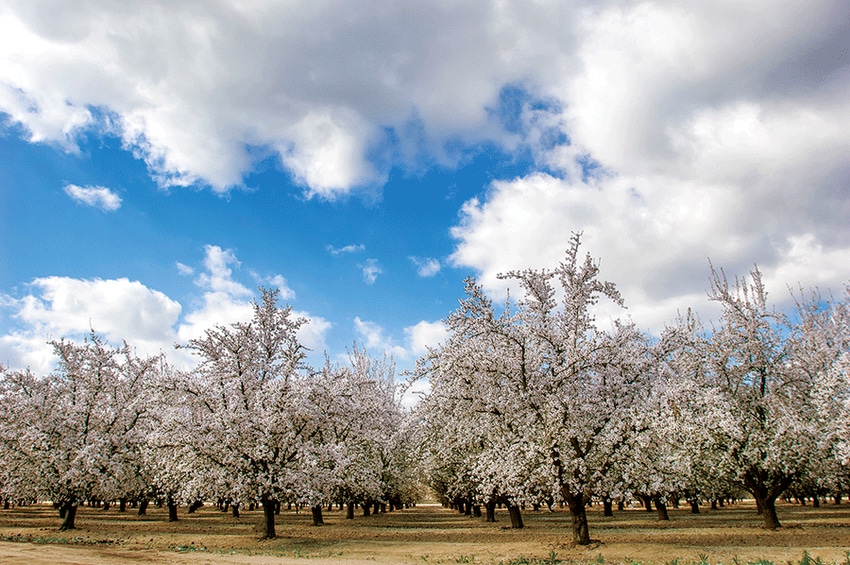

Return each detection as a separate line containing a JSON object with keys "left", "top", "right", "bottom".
{"left": 1, "top": 501, "right": 848, "bottom": 564}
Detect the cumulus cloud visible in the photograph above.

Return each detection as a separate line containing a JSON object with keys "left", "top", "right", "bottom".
{"left": 0, "top": 1, "right": 574, "bottom": 195}
{"left": 327, "top": 243, "right": 365, "bottom": 256}
{"left": 62, "top": 184, "right": 121, "bottom": 211}
{"left": 175, "top": 262, "right": 194, "bottom": 276}
{"left": 361, "top": 259, "right": 382, "bottom": 284}
{"left": 450, "top": 169, "right": 850, "bottom": 332}
{"left": 404, "top": 320, "right": 448, "bottom": 356}
{"left": 0, "top": 245, "right": 330, "bottom": 372}
{"left": 1, "top": 1, "right": 848, "bottom": 328}
{"left": 353, "top": 316, "right": 446, "bottom": 362}
{"left": 410, "top": 256, "right": 441, "bottom": 277}
{"left": 0, "top": 277, "right": 181, "bottom": 373}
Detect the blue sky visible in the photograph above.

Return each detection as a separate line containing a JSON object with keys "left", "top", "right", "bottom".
{"left": 1, "top": 1, "right": 849, "bottom": 378}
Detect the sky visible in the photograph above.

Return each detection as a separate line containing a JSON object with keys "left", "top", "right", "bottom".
{"left": 1, "top": 0, "right": 849, "bottom": 381}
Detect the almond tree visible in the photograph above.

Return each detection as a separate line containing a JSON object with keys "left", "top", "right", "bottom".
{"left": 1, "top": 334, "right": 157, "bottom": 530}
{"left": 701, "top": 266, "right": 823, "bottom": 529}
{"left": 419, "top": 234, "right": 651, "bottom": 545}
{"left": 169, "top": 288, "right": 311, "bottom": 539}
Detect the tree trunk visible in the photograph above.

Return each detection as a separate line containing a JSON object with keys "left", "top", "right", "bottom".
{"left": 654, "top": 496, "right": 669, "bottom": 521}
{"left": 812, "top": 495, "right": 820, "bottom": 508}
{"left": 311, "top": 505, "right": 324, "bottom": 526}
{"left": 346, "top": 502, "right": 355, "bottom": 519}
{"left": 638, "top": 494, "right": 653, "bottom": 512}
{"left": 362, "top": 503, "right": 371, "bottom": 517}
{"left": 602, "top": 497, "right": 613, "bottom": 517}
{"left": 472, "top": 504, "right": 482, "bottom": 517}
{"left": 232, "top": 503, "right": 240, "bottom": 518}
{"left": 167, "top": 501, "right": 179, "bottom": 522}
{"left": 102, "top": 501, "right": 110, "bottom": 511}
{"left": 617, "top": 499, "right": 625, "bottom": 511}
{"left": 261, "top": 495, "right": 276, "bottom": 539}
{"left": 485, "top": 499, "right": 496, "bottom": 523}
{"left": 138, "top": 499, "right": 148, "bottom": 516}
{"left": 757, "top": 495, "right": 781, "bottom": 529}
{"left": 565, "top": 494, "right": 591, "bottom": 545}
{"left": 118, "top": 498, "right": 127, "bottom": 512}
{"left": 59, "top": 501, "right": 77, "bottom": 531}
{"left": 507, "top": 504, "right": 524, "bottom": 529}
{"left": 689, "top": 499, "right": 700, "bottom": 514}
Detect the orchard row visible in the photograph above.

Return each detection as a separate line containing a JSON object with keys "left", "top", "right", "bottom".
{"left": 2, "top": 234, "right": 849, "bottom": 545}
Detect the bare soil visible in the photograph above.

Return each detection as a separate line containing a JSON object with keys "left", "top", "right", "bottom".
{"left": 0, "top": 500, "right": 848, "bottom": 564}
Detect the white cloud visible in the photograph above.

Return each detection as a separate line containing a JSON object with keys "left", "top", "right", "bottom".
{"left": 404, "top": 320, "right": 448, "bottom": 357}
{"left": 281, "top": 109, "right": 383, "bottom": 198}
{"left": 0, "top": 245, "right": 331, "bottom": 372}
{"left": 353, "top": 316, "right": 447, "bottom": 363}
{"left": 0, "top": 276, "right": 182, "bottom": 373}
{"left": 354, "top": 317, "right": 408, "bottom": 360}
{"left": 327, "top": 243, "right": 365, "bottom": 256}
{"left": 1, "top": 1, "right": 848, "bottom": 330}
{"left": 450, "top": 170, "right": 850, "bottom": 332}
{"left": 62, "top": 184, "right": 121, "bottom": 211}
{"left": 175, "top": 262, "right": 194, "bottom": 276}
{"left": 410, "top": 257, "right": 441, "bottom": 277}
{"left": 361, "top": 258, "right": 382, "bottom": 285}
{"left": 195, "top": 245, "right": 252, "bottom": 297}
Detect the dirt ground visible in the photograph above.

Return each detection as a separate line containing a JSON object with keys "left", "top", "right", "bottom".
{"left": 0, "top": 500, "right": 848, "bottom": 564}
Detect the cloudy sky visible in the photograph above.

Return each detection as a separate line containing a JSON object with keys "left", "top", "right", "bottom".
{"left": 1, "top": 0, "right": 849, "bottom": 376}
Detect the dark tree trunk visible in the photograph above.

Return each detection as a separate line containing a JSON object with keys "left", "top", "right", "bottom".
{"left": 346, "top": 502, "right": 355, "bottom": 519}
{"left": 3, "top": 499, "right": 9, "bottom": 510}
{"left": 812, "top": 495, "right": 820, "bottom": 508}
{"left": 311, "top": 505, "right": 324, "bottom": 526}
{"left": 362, "top": 503, "right": 371, "bottom": 517}
{"left": 485, "top": 499, "right": 496, "bottom": 523}
{"left": 689, "top": 499, "right": 700, "bottom": 514}
{"left": 472, "top": 504, "right": 482, "bottom": 517}
{"left": 834, "top": 495, "right": 842, "bottom": 505}
{"left": 671, "top": 496, "right": 680, "bottom": 509}
{"left": 755, "top": 495, "right": 781, "bottom": 529}
{"left": 118, "top": 498, "right": 127, "bottom": 512}
{"left": 464, "top": 497, "right": 472, "bottom": 516}
{"left": 167, "top": 501, "right": 179, "bottom": 522}
{"left": 602, "top": 497, "right": 613, "bottom": 517}
{"left": 232, "top": 503, "right": 240, "bottom": 518}
{"left": 138, "top": 499, "right": 149, "bottom": 515}
{"left": 102, "top": 501, "right": 110, "bottom": 511}
{"left": 744, "top": 473, "right": 792, "bottom": 530}
{"left": 507, "top": 504, "right": 524, "bottom": 529}
{"left": 654, "top": 496, "right": 669, "bottom": 521}
{"left": 261, "top": 495, "right": 276, "bottom": 539}
{"left": 711, "top": 499, "right": 718, "bottom": 510}
{"left": 565, "top": 493, "right": 591, "bottom": 545}
{"left": 617, "top": 499, "right": 625, "bottom": 511}
{"left": 638, "top": 494, "right": 653, "bottom": 512}
{"left": 59, "top": 501, "right": 77, "bottom": 531}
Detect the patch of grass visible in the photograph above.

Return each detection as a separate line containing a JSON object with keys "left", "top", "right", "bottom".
{"left": 0, "top": 533, "right": 119, "bottom": 545}
{"left": 171, "top": 543, "right": 208, "bottom": 552}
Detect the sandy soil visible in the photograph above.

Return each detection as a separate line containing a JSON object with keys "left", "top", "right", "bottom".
{"left": 0, "top": 500, "right": 848, "bottom": 564}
